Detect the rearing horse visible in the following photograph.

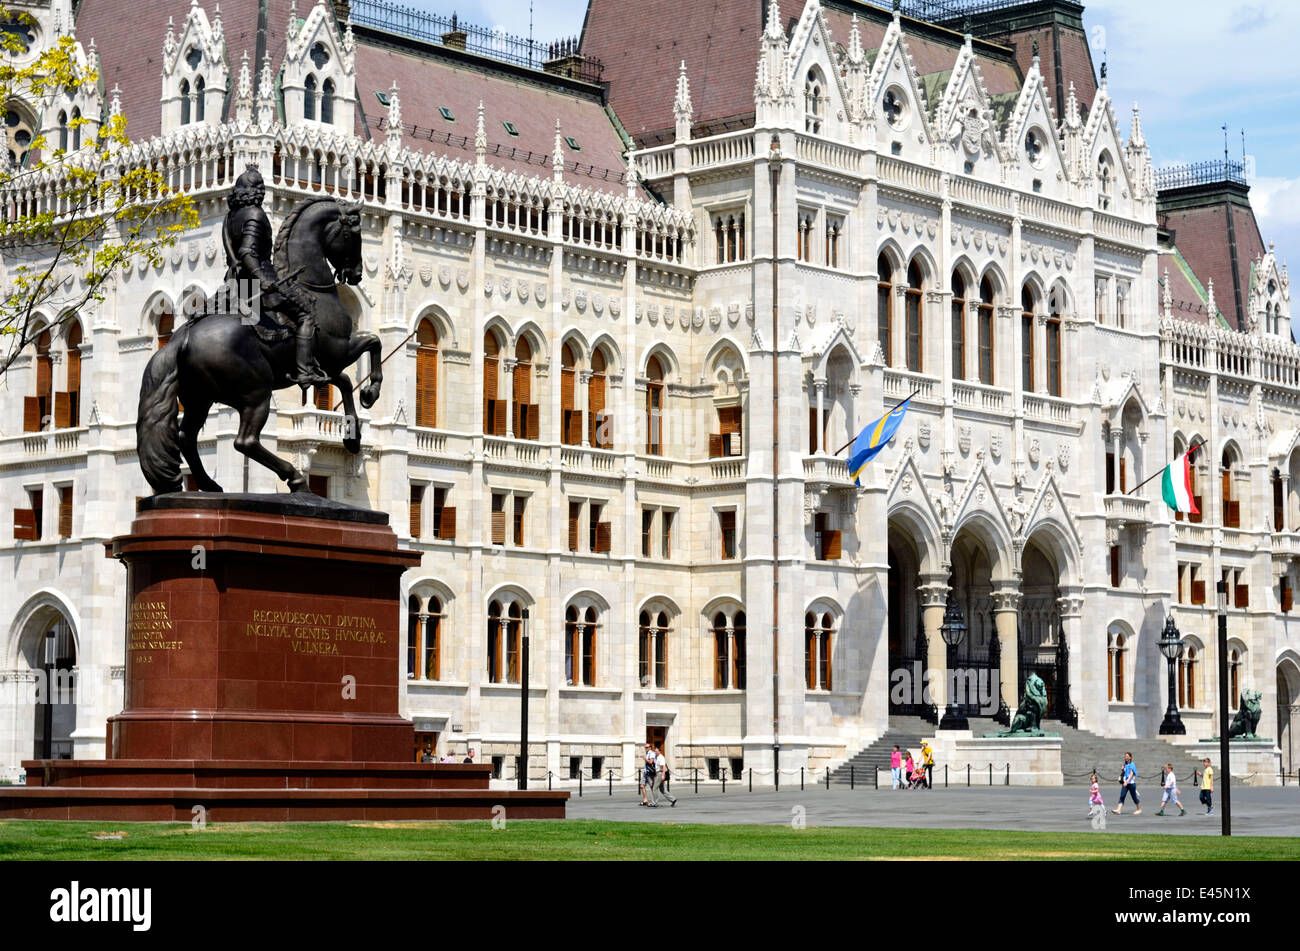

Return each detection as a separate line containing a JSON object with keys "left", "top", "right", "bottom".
{"left": 137, "top": 198, "right": 380, "bottom": 494}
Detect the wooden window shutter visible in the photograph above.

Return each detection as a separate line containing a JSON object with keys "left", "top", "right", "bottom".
{"left": 438, "top": 506, "right": 456, "bottom": 540}
{"left": 526, "top": 405, "right": 540, "bottom": 441}
{"left": 1235, "top": 584, "right": 1249, "bottom": 609}
{"left": 1105, "top": 452, "right": 1115, "bottom": 494}
{"left": 1110, "top": 546, "right": 1120, "bottom": 587}
{"left": 719, "top": 406, "right": 740, "bottom": 434}
{"left": 589, "top": 376, "right": 607, "bottom": 446}
{"left": 1283, "top": 582, "right": 1293, "bottom": 613}
{"left": 568, "top": 504, "right": 580, "bottom": 552}
{"left": 514, "top": 362, "right": 531, "bottom": 403}
{"left": 484, "top": 356, "right": 499, "bottom": 398}
{"left": 1190, "top": 496, "right": 1203, "bottom": 524}
{"left": 67, "top": 349, "right": 81, "bottom": 426}
{"left": 1119, "top": 457, "right": 1126, "bottom": 493}
{"left": 709, "top": 433, "right": 724, "bottom": 459}
{"left": 13, "top": 508, "right": 37, "bottom": 541}
{"left": 595, "top": 520, "right": 611, "bottom": 553}
{"left": 823, "top": 529, "right": 842, "bottom": 560}
{"left": 809, "top": 407, "right": 818, "bottom": 454}
{"left": 491, "top": 509, "right": 506, "bottom": 545}
{"left": 493, "top": 401, "right": 507, "bottom": 435}
{"left": 314, "top": 385, "right": 332, "bottom": 411}
{"left": 1226, "top": 500, "right": 1240, "bottom": 529}
{"left": 58, "top": 486, "right": 73, "bottom": 539}
{"left": 54, "top": 392, "right": 70, "bottom": 429}
{"left": 1191, "top": 580, "right": 1206, "bottom": 605}
{"left": 23, "top": 396, "right": 40, "bottom": 432}
{"left": 561, "top": 368, "right": 575, "bottom": 413}
{"left": 409, "top": 484, "right": 423, "bottom": 538}
{"left": 416, "top": 346, "right": 437, "bottom": 428}
{"left": 824, "top": 635, "right": 833, "bottom": 691}
{"left": 36, "top": 355, "right": 52, "bottom": 399}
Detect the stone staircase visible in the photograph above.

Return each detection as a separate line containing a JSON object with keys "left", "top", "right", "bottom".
{"left": 1041, "top": 719, "right": 1207, "bottom": 786}
{"left": 827, "top": 716, "right": 1207, "bottom": 788}
{"left": 827, "top": 716, "right": 934, "bottom": 786}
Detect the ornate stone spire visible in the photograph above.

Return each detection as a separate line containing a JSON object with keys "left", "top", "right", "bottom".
{"left": 848, "top": 13, "right": 864, "bottom": 64}
{"left": 256, "top": 53, "right": 275, "bottom": 129}
{"left": 1206, "top": 277, "right": 1217, "bottom": 322}
{"left": 552, "top": 119, "right": 565, "bottom": 181}
{"left": 1162, "top": 267, "right": 1172, "bottom": 319}
{"left": 109, "top": 84, "right": 122, "bottom": 117}
{"left": 288, "top": 0, "right": 300, "bottom": 40}
{"left": 625, "top": 149, "right": 638, "bottom": 198}
{"left": 212, "top": 3, "right": 224, "bottom": 45}
{"left": 1064, "top": 81, "right": 1081, "bottom": 130}
{"left": 1129, "top": 102, "right": 1145, "bottom": 150}
{"left": 673, "top": 60, "right": 693, "bottom": 141}
{"left": 765, "top": 0, "right": 783, "bottom": 40}
{"left": 475, "top": 101, "right": 487, "bottom": 164}
{"left": 235, "top": 49, "right": 253, "bottom": 125}
{"left": 342, "top": 17, "right": 356, "bottom": 57}
{"left": 386, "top": 81, "right": 403, "bottom": 150}
{"left": 163, "top": 16, "right": 177, "bottom": 62}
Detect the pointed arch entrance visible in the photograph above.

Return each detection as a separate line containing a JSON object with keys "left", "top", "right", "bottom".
{"left": 1278, "top": 655, "right": 1300, "bottom": 779}
{"left": 11, "top": 598, "right": 79, "bottom": 760}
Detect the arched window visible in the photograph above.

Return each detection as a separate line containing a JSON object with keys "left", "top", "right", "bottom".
{"left": 179, "top": 80, "right": 191, "bottom": 125}
{"left": 1228, "top": 648, "right": 1241, "bottom": 709}
{"left": 415, "top": 318, "right": 438, "bottom": 428}
{"left": 804, "top": 612, "right": 834, "bottom": 690}
{"left": 304, "top": 74, "right": 317, "bottom": 121}
{"left": 57, "top": 110, "right": 67, "bottom": 151}
{"left": 1097, "top": 151, "right": 1113, "bottom": 211}
{"left": 1021, "top": 285, "right": 1036, "bottom": 392}
{"left": 321, "top": 78, "right": 335, "bottom": 125}
{"left": 564, "top": 604, "right": 598, "bottom": 686}
{"left": 905, "top": 260, "right": 924, "bottom": 372}
{"left": 70, "top": 106, "right": 81, "bottom": 151}
{"left": 804, "top": 67, "right": 824, "bottom": 134}
{"left": 561, "top": 343, "right": 580, "bottom": 445}
{"left": 712, "top": 608, "right": 747, "bottom": 689}
{"left": 195, "top": 76, "right": 205, "bottom": 122}
{"left": 978, "top": 276, "right": 995, "bottom": 385}
{"left": 1178, "top": 643, "right": 1198, "bottom": 709}
{"left": 1046, "top": 288, "right": 1063, "bottom": 397}
{"left": 951, "top": 271, "right": 967, "bottom": 381}
{"left": 1273, "top": 467, "right": 1285, "bottom": 533}
{"left": 483, "top": 331, "right": 504, "bottom": 435}
{"left": 62, "top": 320, "right": 82, "bottom": 429}
{"left": 4, "top": 104, "right": 34, "bottom": 168}
{"left": 486, "top": 598, "right": 527, "bottom": 684}
{"left": 1221, "top": 447, "right": 1239, "bottom": 528}
{"left": 24, "top": 328, "right": 53, "bottom": 432}
{"left": 513, "top": 337, "right": 537, "bottom": 440}
{"left": 638, "top": 609, "right": 669, "bottom": 688}
{"left": 407, "top": 593, "right": 442, "bottom": 680}
{"left": 646, "top": 355, "right": 665, "bottom": 456}
{"left": 713, "top": 213, "right": 745, "bottom": 264}
{"left": 1108, "top": 630, "right": 1126, "bottom": 701}
{"left": 877, "top": 254, "right": 894, "bottom": 367}
{"left": 156, "top": 309, "right": 174, "bottom": 349}
{"left": 589, "top": 346, "right": 611, "bottom": 448}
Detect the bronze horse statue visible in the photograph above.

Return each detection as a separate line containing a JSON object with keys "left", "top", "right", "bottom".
{"left": 137, "top": 198, "right": 379, "bottom": 494}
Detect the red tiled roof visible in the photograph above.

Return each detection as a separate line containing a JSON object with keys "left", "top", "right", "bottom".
{"left": 352, "top": 39, "right": 630, "bottom": 191}
{"left": 1158, "top": 193, "right": 1266, "bottom": 331}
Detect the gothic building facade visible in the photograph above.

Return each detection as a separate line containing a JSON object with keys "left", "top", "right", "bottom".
{"left": 1, "top": 0, "right": 1296, "bottom": 783}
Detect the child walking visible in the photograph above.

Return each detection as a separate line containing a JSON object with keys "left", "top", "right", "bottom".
{"left": 1088, "top": 772, "right": 1105, "bottom": 821}
{"left": 1199, "top": 758, "right": 1214, "bottom": 815}
{"left": 1156, "top": 763, "right": 1186, "bottom": 816}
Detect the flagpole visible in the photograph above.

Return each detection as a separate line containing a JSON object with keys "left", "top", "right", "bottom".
{"left": 1124, "top": 437, "right": 1207, "bottom": 497}
{"left": 831, "top": 388, "right": 921, "bottom": 457}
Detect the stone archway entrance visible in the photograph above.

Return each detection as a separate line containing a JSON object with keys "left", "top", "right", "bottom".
{"left": 14, "top": 606, "right": 78, "bottom": 761}
{"left": 1020, "top": 539, "right": 1063, "bottom": 717}
{"left": 1278, "top": 657, "right": 1300, "bottom": 779}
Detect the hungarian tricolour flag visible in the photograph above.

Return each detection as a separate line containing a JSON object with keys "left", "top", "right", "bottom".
{"left": 1161, "top": 448, "right": 1199, "bottom": 515}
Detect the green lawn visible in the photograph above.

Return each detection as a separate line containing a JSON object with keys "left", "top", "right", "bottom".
{"left": 0, "top": 819, "right": 1294, "bottom": 860}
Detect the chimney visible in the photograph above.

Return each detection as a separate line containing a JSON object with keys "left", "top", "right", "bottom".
{"left": 442, "top": 12, "right": 467, "bottom": 51}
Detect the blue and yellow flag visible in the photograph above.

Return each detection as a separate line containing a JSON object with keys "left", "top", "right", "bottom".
{"left": 846, "top": 398, "right": 911, "bottom": 486}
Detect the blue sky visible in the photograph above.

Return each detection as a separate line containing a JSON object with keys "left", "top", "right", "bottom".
{"left": 397, "top": 0, "right": 1300, "bottom": 262}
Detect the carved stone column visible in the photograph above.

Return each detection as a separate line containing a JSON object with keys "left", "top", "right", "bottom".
{"left": 813, "top": 378, "right": 826, "bottom": 454}
{"left": 992, "top": 584, "right": 1022, "bottom": 713}
{"left": 503, "top": 356, "right": 517, "bottom": 439}
{"left": 918, "top": 574, "right": 950, "bottom": 712}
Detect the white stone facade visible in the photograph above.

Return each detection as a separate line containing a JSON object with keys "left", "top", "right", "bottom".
{"left": 1, "top": 0, "right": 1297, "bottom": 785}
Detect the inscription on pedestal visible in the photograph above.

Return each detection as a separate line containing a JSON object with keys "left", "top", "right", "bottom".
{"left": 128, "top": 597, "right": 182, "bottom": 662}
{"left": 244, "top": 609, "right": 388, "bottom": 655}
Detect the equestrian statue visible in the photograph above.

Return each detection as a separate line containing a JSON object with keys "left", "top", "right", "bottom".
{"left": 137, "top": 166, "right": 381, "bottom": 494}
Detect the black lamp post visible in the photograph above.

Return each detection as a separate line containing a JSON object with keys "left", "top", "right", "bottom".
{"left": 1158, "top": 614, "right": 1186, "bottom": 735}
{"left": 938, "top": 593, "right": 969, "bottom": 731}
{"left": 1216, "top": 580, "right": 1232, "bottom": 836}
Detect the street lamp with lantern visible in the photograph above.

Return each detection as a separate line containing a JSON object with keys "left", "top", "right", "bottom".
{"left": 939, "top": 593, "right": 969, "bottom": 731}
{"left": 1158, "top": 614, "right": 1186, "bottom": 735}
{"left": 1216, "top": 579, "right": 1232, "bottom": 836}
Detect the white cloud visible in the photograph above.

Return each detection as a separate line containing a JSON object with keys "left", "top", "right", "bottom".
{"left": 1252, "top": 175, "right": 1300, "bottom": 262}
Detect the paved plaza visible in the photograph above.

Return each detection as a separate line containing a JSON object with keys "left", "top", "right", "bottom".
{"left": 565, "top": 784, "right": 1300, "bottom": 838}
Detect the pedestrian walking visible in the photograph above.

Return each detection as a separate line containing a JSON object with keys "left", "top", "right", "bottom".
{"left": 655, "top": 746, "right": 677, "bottom": 806}
{"left": 1088, "top": 772, "right": 1105, "bottom": 822}
{"left": 640, "top": 743, "right": 658, "bottom": 806}
{"left": 1155, "top": 763, "right": 1185, "bottom": 816}
{"left": 1199, "top": 758, "right": 1214, "bottom": 815}
{"left": 890, "top": 745, "right": 902, "bottom": 790}
{"left": 921, "top": 740, "right": 935, "bottom": 790}
{"left": 903, "top": 751, "right": 917, "bottom": 789}
{"left": 1112, "top": 751, "right": 1141, "bottom": 815}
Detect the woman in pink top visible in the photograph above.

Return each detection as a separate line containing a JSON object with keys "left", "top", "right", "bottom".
{"left": 890, "top": 746, "right": 902, "bottom": 790}
{"left": 903, "top": 752, "right": 916, "bottom": 788}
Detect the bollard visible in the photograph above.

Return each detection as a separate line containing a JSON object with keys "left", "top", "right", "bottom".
{"left": 988, "top": 763, "right": 992, "bottom": 786}
{"left": 1005, "top": 763, "right": 1010, "bottom": 786}
{"left": 694, "top": 767, "right": 699, "bottom": 795}
{"left": 944, "top": 764, "right": 948, "bottom": 788}
{"left": 850, "top": 765, "right": 855, "bottom": 790}
{"left": 548, "top": 771, "right": 552, "bottom": 791}
{"left": 749, "top": 767, "right": 753, "bottom": 792}
{"left": 609, "top": 772, "right": 613, "bottom": 796}
{"left": 722, "top": 771, "right": 726, "bottom": 795}
{"left": 967, "top": 764, "right": 970, "bottom": 787}
{"left": 801, "top": 766, "right": 805, "bottom": 791}
{"left": 825, "top": 768, "right": 830, "bottom": 791}
{"left": 874, "top": 766, "right": 878, "bottom": 790}
{"left": 579, "top": 771, "right": 583, "bottom": 797}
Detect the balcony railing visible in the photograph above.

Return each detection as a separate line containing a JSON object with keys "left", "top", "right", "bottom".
{"left": 1104, "top": 494, "right": 1150, "bottom": 525}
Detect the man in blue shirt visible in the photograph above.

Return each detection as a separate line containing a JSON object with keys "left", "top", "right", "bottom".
{"left": 1112, "top": 752, "right": 1142, "bottom": 815}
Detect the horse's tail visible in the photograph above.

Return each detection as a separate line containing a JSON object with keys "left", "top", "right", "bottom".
{"left": 137, "top": 331, "right": 184, "bottom": 494}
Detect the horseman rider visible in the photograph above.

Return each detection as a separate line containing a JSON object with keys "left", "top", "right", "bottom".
{"left": 224, "top": 166, "right": 330, "bottom": 387}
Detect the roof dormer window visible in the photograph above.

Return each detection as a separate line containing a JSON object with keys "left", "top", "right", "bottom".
{"left": 439, "top": 106, "right": 455, "bottom": 121}
{"left": 503, "top": 121, "right": 520, "bottom": 137}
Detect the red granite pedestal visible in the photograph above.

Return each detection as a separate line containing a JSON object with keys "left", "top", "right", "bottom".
{"left": 0, "top": 494, "right": 567, "bottom": 821}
